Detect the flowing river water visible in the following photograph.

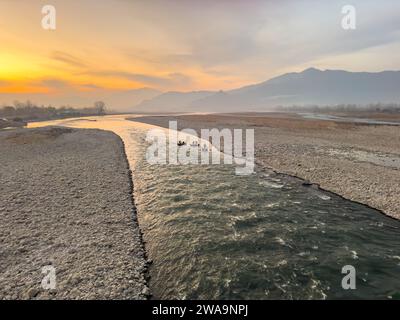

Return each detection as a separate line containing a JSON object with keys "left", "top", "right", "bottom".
{"left": 29, "top": 115, "right": 400, "bottom": 299}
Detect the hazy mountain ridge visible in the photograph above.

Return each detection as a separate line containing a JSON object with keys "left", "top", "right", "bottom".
{"left": 131, "top": 68, "right": 400, "bottom": 113}
{"left": 104, "top": 87, "right": 161, "bottom": 112}
{"left": 132, "top": 91, "right": 215, "bottom": 112}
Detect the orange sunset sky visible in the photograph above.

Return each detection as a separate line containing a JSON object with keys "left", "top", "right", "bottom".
{"left": 0, "top": 0, "right": 399, "bottom": 108}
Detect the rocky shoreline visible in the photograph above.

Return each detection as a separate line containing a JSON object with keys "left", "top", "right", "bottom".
{"left": 0, "top": 127, "right": 149, "bottom": 299}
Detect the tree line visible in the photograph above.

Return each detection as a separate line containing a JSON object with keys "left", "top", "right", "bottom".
{"left": 0, "top": 101, "right": 106, "bottom": 122}
{"left": 278, "top": 103, "right": 400, "bottom": 113}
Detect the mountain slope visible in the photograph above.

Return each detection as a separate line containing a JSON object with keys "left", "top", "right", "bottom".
{"left": 132, "top": 68, "right": 400, "bottom": 113}
{"left": 104, "top": 88, "right": 161, "bottom": 112}
{"left": 132, "top": 91, "right": 215, "bottom": 113}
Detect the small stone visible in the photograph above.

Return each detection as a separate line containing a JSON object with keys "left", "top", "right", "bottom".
{"left": 141, "top": 287, "right": 150, "bottom": 297}
{"left": 24, "top": 288, "right": 40, "bottom": 299}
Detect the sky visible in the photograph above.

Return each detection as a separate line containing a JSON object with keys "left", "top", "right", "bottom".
{"left": 0, "top": 0, "right": 399, "bottom": 108}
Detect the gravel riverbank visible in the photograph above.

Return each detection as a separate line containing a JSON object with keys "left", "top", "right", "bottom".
{"left": 0, "top": 127, "right": 149, "bottom": 299}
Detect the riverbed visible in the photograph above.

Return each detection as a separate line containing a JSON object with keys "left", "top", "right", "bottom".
{"left": 29, "top": 115, "right": 400, "bottom": 299}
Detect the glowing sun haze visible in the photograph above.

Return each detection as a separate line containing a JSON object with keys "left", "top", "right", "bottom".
{"left": 0, "top": 0, "right": 399, "bottom": 108}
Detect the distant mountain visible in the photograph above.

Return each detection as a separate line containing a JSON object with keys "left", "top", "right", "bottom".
{"left": 104, "top": 88, "right": 161, "bottom": 112}
{"left": 132, "top": 91, "right": 215, "bottom": 113}
{"left": 131, "top": 68, "right": 400, "bottom": 113}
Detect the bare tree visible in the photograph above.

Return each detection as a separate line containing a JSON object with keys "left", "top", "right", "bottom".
{"left": 94, "top": 101, "right": 106, "bottom": 115}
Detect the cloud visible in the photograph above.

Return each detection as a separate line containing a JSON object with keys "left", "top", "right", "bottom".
{"left": 167, "top": 72, "right": 192, "bottom": 83}
{"left": 51, "top": 51, "right": 87, "bottom": 68}
{"left": 81, "top": 83, "right": 102, "bottom": 90}
{"left": 40, "top": 79, "right": 70, "bottom": 88}
{"left": 85, "top": 70, "right": 193, "bottom": 88}
{"left": 31, "top": 79, "right": 104, "bottom": 93}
